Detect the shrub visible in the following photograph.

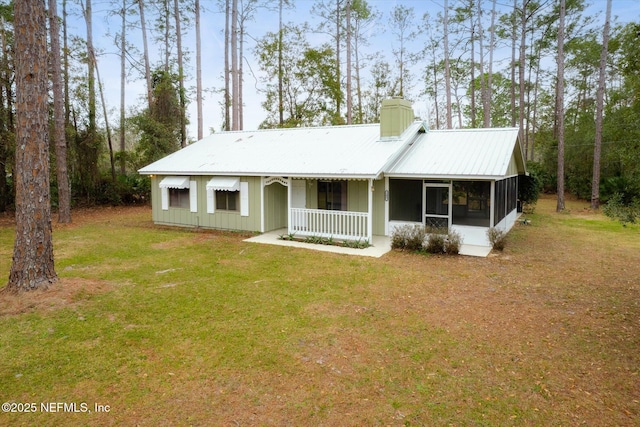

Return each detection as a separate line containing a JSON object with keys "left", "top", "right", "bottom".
{"left": 405, "top": 225, "right": 426, "bottom": 251}
{"left": 390, "top": 224, "right": 425, "bottom": 251}
{"left": 603, "top": 192, "right": 640, "bottom": 225}
{"left": 519, "top": 162, "right": 545, "bottom": 205}
{"left": 487, "top": 227, "right": 507, "bottom": 251}
{"left": 390, "top": 225, "right": 410, "bottom": 249}
{"left": 424, "top": 232, "right": 446, "bottom": 254}
{"left": 444, "top": 230, "right": 463, "bottom": 255}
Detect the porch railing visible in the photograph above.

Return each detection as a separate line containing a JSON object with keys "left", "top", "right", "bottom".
{"left": 289, "top": 208, "right": 369, "bottom": 241}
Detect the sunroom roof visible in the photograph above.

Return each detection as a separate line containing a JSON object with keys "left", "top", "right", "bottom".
{"left": 387, "top": 127, "right": 523, "bottom": 179}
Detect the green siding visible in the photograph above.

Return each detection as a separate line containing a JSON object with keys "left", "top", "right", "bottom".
{"left": 151, "top": 175, "right": 261, "bottom": 232}
{"left": 150, "top": 176, "right": 387, "bottom": 236}
{"left": 373, "top": 179, "right": 386, "bottom": 235}
{"left": 380, "top": 98, "right": 414, "bottom": 138}
{"left": 264, "top": 181, "right": 288, "bottom": 231}
{"left": 347, "top": 180, "right": 368, "bottom": 213}
{"left": 507, "top": 154, "right": 519, "bottom": 176}
{"left": 306, "top": 180, "right": 318, "bottom": 209}
{"left": 303, "top": 179, "right": 385, "bottom": 236}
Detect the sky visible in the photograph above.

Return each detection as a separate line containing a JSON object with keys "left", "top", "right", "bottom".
{"left": 79, "top": 0, "right": 640, "bottom": 141}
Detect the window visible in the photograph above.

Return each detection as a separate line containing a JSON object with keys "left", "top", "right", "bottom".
{"left": 452, "top": 181, "right": 491, "bottom": 227}
{"left": 159, "top": 176, "right": 194, "bottom": 211}
{"left": 318, "top": 180, "right": 347, "bottom": 211}
{"left": 215, "top": 190, "right": 239, "bottom": 211}
{"left": 494, "top": 176, "right": 518, "bottom": 226}
{"left": 169, "top": 188, "right": 190, "bottom": 209}
{"left": 389, "top": 179, "right": 422, "bottom": 222}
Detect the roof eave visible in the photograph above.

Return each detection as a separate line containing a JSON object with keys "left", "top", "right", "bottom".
{"left": 384, "top": 173, "right": 507, "bottom": 181}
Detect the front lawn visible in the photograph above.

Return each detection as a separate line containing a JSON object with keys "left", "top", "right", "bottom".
{"left": 0, "top": 196, "right": 638, "bottom": 426}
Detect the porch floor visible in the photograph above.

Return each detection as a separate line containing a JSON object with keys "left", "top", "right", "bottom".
{"left": 244, "top": 229, "right": 392, "bottom": 258}
{"left": 244, "top": 229, "right": 493, "bottom": 258}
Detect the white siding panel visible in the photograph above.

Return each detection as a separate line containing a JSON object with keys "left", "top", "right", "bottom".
{"left": 189, "top": 180, "right": 198, "bottom": 213}
{"left": 240, "top": 181, "right": 249, "bottom": 217}
{"left": 161, "top": 187, "right": 169, "bottom": 210}
{"left": 207, "top": 188, "right": 215, "bottom": 214}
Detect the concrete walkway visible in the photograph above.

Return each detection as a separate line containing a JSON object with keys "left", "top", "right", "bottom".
{"left": 244, "top": 229, "right": 493, "bottom": 258}
{"left": 244, "top": 229, "right": 392, "bottom": 258}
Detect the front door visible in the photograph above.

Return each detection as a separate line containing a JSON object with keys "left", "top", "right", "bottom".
{"left": 424, "top": 184, "right": 451, "bottom": 230}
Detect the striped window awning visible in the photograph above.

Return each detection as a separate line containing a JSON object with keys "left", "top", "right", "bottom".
{"left": 207, "top": 177, "right": 240, "bottom": 192}
{"left": 159, "top": 176, "right": 190, "bottom": 189}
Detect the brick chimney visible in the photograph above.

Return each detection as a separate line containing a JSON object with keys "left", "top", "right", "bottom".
{"left": 380, "top": 97, "right": 415, "bottom": 138}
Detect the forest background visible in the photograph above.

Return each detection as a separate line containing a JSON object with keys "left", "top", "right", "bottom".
{"left": 0, "top": 0, "right": 638, "bottom": 215}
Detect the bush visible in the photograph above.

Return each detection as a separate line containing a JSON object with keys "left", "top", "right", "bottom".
{"left": 424, "top": 232, "right": 446, "bottom": 254}
{"left": 603, "top": 193, "right": 640, "bottom": 225}
{"left": 487, "top": 227, "right": 507, "bottom": 251}
{"left": 392, "top": 225, "right": 462, "bottom": 255}
{"left": 444, "top": 230, "right": 463, "bottom": 255}
{"left": 520, "top": 162, "right": 545, "bottom": 206}
{"left": 390, "top": 224, "right": 425, "bottom": 251}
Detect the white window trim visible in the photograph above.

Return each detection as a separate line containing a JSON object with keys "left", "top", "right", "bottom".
{"left": 205, "top": 178, "right": 249, "bottom": 216}
{"left": 189, "top": 180, "right": 198, "bottom": 213}
{"left": 240, "top": 181, "right": 249, "bottom": 217}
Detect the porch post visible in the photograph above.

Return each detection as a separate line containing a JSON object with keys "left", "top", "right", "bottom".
{"left": 287, "top": 177, "right": 293, "bottom": 236}
{"left": 260, "top": 176, "right": 265, "bottom": 232}
{"left": 368, "top": 178, "right": 374, "bottom": 243}
{"left": 490, "top": 180, "right": 495, "bottom": 227}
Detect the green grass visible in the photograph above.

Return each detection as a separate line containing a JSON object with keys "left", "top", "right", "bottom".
{"left": 0, "top": 199, "right": 639, "bottom": 426}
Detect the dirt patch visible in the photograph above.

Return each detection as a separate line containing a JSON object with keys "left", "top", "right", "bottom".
{"left": 0, "top": 277, "right": 115, "bottom": 317}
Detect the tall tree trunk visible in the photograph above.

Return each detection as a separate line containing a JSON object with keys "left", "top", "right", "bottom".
{"left": 346, "top": 0, "right": 352, "bottom": 124}
{"left": 85, "top": 0, "right": 96, "bottom": 136}
{"left": 94, "top": 55, "right": 116, "bottom": 182}
{"left": 119, "top": 0, "right": 126, "bottom": 173}
{"left": 443, "top": 0, "right": 452, "bottom": 129}
{"left": 224, "top": 0, "right": 230, "bottom": 130}
{"left": 519, "top": 0, "right": 528, "bottom": 158}
{"left": 174, "top": 0, "right": 187, "bottom": 146}
{"left": 239, "top": 15, "right": 244, "bottom": 130}
{"left": 0, "top": 21, "right": 9, "bottom": 212}
{"left": 335, "top": 0, "right": 341, "bottom": 119}
{"left": 63, "top": 0, "right": 70, "bottom": 127}
{"left": 231, "top": 0, "right": 239, "bottom": 130}
{"left": 138, "top": 0, "right": 152, "bottom": 108}
{"left": 49, "top": 0, "right": 71, "bottom": 224}
{"left": 477, "top": 0, "right": 488, "bottom": 128}
{"left": 469, "top": 1, "right": 476, "bottom": 128}
{"left": 8, "top": 0, "right": 57, "bottom": 291}
{"left": 277, "top": 0, "right": 284, "bottom": 126}
{"left": 354, "top": 23, "right": 362, "bottom": 124}
{"left": 591, "top": 0, "right": 611, "bottom": 210}
{"left": 195, "top": 0, "right": 203, "bottom": 139}
{"left": 530, "top": 55, "right": 541, "bottom": 160}
{"left": 510, "top": 0, "right": 517, "bottom": 127}
{"left": 486, "top": 0, "right": 496, "bottom": 128}
{"left": 83, "top": 0, "right": 99, "bottom": 201}
{"left": 556, "top": 0, "right": 566, "bottom": 212}
{"left": 163, "top": 0, "right": 170, "bottom": 71}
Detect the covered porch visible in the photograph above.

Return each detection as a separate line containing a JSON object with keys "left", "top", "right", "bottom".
{"left": 262, "top": 176, "right": 378, "bottom": 244}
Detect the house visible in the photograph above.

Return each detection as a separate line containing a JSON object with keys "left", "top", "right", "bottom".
{"left": 138, "top": 98, "right": 526, "bottom": 250}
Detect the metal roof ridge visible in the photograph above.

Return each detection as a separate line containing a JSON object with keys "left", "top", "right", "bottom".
{"left": 427, "top": 126, "right": 519, "bottom": 133}
{"left": 213, "top": 123, "right": 379, "bottom": 135}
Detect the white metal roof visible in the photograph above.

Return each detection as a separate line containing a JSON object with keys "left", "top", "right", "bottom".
{"left": 387, "top": 127, "right": 523, "bottom": 179}
{"left": 139, "top": 122, "right": 425, "bottom": 179}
